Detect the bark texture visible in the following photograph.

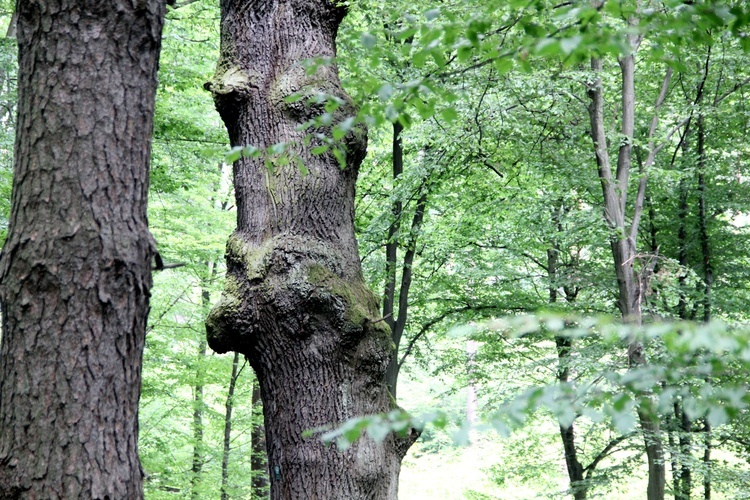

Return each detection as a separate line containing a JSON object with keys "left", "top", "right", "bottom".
{"left": 205, "top": 1, "right": 415, "bottom": 498}
{"left": 0, "top": 1, "right": 165, "bottom": 498}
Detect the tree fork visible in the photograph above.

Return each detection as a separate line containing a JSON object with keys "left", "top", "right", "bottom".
{"left": 204, "top": 1, "right": 416, "bottom": 498}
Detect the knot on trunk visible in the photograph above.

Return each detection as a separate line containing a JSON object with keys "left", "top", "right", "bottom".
{"left": 206, "top": 233, "right": 390, "bottom": 365}
{"left": 205, "top": 63, "right": 260, "bottom": 126}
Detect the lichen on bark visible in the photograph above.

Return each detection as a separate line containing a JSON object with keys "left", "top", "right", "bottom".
{"left": 206, "top": 232, "right": 389, "bottom": 355}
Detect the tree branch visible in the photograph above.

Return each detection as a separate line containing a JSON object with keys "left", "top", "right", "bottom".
{"left": 584, "top": 432, "right": 636, "bottom": 479}
{"left": 397, "top": 304, "right": 528, "bottom": 369}
{"left": 629, "top": 67, "right": 673, "bottom": 242}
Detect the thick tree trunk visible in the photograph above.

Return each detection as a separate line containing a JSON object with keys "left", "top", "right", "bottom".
{"left": 0, "top": 1, "right": 165, "bottom": 498}
{"left": 204, "top": 2, "right": 416, "bottom": 498}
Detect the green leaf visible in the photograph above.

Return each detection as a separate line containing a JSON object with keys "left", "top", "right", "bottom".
{"left": 332, "top": 148, "right": 346, "bottom": 169}
{"left": 560, "top": 35, "right": 583, "bottom": 55}
{"left": 378, "top": 83, "right": 394, "bottom": 101}
{"left": 457, "top": 45, "right": 472, "bottom": 62}
{"left": 707, "top": 406, "right": 728, "bottom": 428}
{"left": 493, "top": 57, "right": 514, "bottom": 74}
{"left": 225, "top": 146, "right": 243, "bottom": 163}
{"left": 439, "top": 107, "right": 458, "bottom": 122}
{"left": 535, "top": 38, "right": 560, "bottom": 57}
{"left": 243, "top": 145, "right": 260, "bottom": 158}
{"left": 283, "top": 92, "right": 304, "bottom": 104}
{"left": 360, "top": 32, "right": 377, "bottom": 49}
{"left": 413, "top": 50, "right": 427, "bottom": 68}
{"left": 425, "top": 8, "right": 440, "bottom": 21}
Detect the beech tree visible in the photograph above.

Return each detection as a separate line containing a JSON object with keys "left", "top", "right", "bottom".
{"left": 0, "top": 1, "right": 165, "bottom": 497}
{"left": 204, "top": 1, "right": 417, "bottom": 498}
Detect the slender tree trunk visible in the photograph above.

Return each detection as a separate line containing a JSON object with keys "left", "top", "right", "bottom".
{"left": 586, "top": 48, "right": 667, "bottom": 500}
{"left": 674, "top": 157, "right": 691, "bottom": 500}
{"left": 385, "top": 182, "right": 427, "bottom": 398}
{"left": 696, "top": 113, "right": 713, "bottom": 500}
{"left": 251, "top": 379, "right": 268, "bottom": 499}
{"left": 0, "top": 2, "right": 165, "bottom": 497}
{"left": 702, "top": 419, "right": 711, "bottom": 500}
{"left": 666, "top": 410, "right": 679, "bottom": 500}
{"left": 191, "top": 273, "right": 214, "bottom": 499}
{"left": 676, "top": 172, "right": 690, "bottom": 321}
{"left": 556, "top": 336, "right": 586, "bottom": 500}
{"left": 221, "top": 352, "right": 241, "bottom": 500}
{"left": 679, "top": 405, "right": 692, "bottom": 500}
{"left": 466, "top": 340, "right": 478, "bottom": 425}
{"left": 204, "top": 2, "right": 416, "bottom": 498}
{"left": 696, "top": 114, "right": 712, "bottom": 324}
{"left": 384, "top": 121, "right": 403, "bottom": 396}
{"left": 548, "top": 238, "right": 586, "bottom": 500}
{"left": 191, "top": 338, "right": 206, "bottom": 498}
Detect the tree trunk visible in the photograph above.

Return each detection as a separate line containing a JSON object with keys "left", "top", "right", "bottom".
{"left": 383, "top": 121, "right": 403, "bottom": 396}
{"left": 697, "top": 112, "right": 712, "bottom": 500}
{"left": 384, "top": 179, "right": 427, "bottom": 399}
{"left": 192, "top": 272, "right": 214, "bottom": 499}
{"left": 204, "top": 2, "right": 416, "bottom": 498}
{"left": 221, "top": 352, "right": 241, "bottom": 500}
{"left": 702, "top": 419, "right": 711, "bottom": 500}
{"left": 191, "top": 338, "right": 206, "bottom": 499}
{"left": 0, "top": 1, "right": 165, "bottom": 498}
{"left": 556, "top": 336, "right": 586, "bottom": 500}
{"left": 251, "top": 380, "right": 268, "bottom": 499}
{"left": 696, "top": 114, "right": 712, "bottom": 324}
{"left": 548, "top": 238, "right": 586, "bottom": 500}
{"left": 586, "top": 49, "right": 666, "bottom": 500}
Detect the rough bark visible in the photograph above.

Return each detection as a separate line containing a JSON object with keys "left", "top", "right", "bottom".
{"left": 0, "top": 1, "right": 165, "bottom": 498}
{"left": 204, "top": 1, "right": 416, "bottom": 498}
